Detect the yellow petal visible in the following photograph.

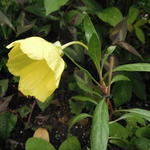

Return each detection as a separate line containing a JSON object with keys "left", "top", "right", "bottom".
{"left": 9, "top": 37, "right": 65, "bottom": 75}
{"left": 19, "top": 59, "right": 57, "bottom": 102}
{"left": 6, "top": 37, "right": 65, "bottom": 102}
{"left": 7, "top": 43, "right": 33, "bottom": 76}
{"left": 7, "top": 44, "right": 57, "bottom": 102}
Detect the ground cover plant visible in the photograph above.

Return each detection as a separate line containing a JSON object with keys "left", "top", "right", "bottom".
{"left": 0, "top": 0, "right": 150, "bottom": 150}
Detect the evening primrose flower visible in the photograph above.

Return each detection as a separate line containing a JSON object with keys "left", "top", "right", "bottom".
{"left": 6, "top": 37, "right": 65, "bottom": 102}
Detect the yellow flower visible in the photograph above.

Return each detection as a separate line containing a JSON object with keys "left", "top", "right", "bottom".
{"left": 6, "top": 37, "right": 65, "bottom": 102}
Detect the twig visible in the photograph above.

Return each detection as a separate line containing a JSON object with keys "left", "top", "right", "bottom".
{"left": 27, "top": 100, "right": 36, "bottom": 126}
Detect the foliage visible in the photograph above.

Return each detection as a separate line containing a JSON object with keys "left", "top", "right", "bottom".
{"left": 0, "top": 0, "right": 150, "bottom": 150}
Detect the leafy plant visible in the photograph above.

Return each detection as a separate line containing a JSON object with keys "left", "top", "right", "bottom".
{"left": 0, "top": 0, "right": 150, "bottom": 150}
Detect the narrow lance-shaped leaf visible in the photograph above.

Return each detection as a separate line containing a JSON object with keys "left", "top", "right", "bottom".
{"left": 0, "top": 10, "right": 15, "bottom": 31}
{"left": 101, "top": 46, "right": 116, "bottom": 73}
{"left": 88, "top": 33, "right": 101, "bottom": 74}
{"left": 71, "top": 96, "right": 98, "bottom": 105}
{"left": 63, "top": 51, "right": 100, "bottom": 86}
{"left": 91, "top": 99, "right": 109, "bottom": 150}
{"left": 114, "top": 63, "right": 150, "bottom": 72}
{"left": 134, "top": 19, "right": 147, "bottom": 28}
{"left": 83, "top": 15, "right": 98, "bottom": 42}
{"left": 110, "top": 18, "right": 127, "bottom": 43}
{"left": 118, "top": 108, "right": 150, "bottom": 121}
{"left": 117, "top": 41, "right": 143, "bottom": 59}
{"left": 109, "top": 112, "right": 147, "bottom": 125}
{"left": 135, "top": 27, "right": 145, "bottom": 44}
{"left": 111, "top": 74, "right": 130, "bottom": 83}
{"left": 68, "top": 113, "right": 92, "bottom": 133}
{"left": 75, "top": 73, "right": 101, "bottom": 97}
{"left": 109, "top": 18, "right": 142, "bottom": 59}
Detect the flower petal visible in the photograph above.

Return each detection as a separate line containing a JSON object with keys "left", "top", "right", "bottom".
{"left": 7, "top": 43, "right": 33, "bottom": 76}
{"left": 6, "top": 37, "right": 65, "bottom": 102}
{"left": 8, "top": 37, "right": 65, "bottom": 75}
{"left": 7, "top": 44, "right": 57, "bottom": 102}
{"left": 19, "top": 59, "right": 56, "bottom": 102}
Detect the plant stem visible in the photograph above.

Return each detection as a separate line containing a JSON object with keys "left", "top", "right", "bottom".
{"left": 107, "top": 56, "right": 114, "bottom": 97}
{"left": 107, "top": 56, "right": 114, "bottom": 118}
{"left": 62, "top": 41, "right": 88, "bottom": 50}
{"left": 64, "top": 51, "right": 100, "bottom": 86}
{"left": 62, "top": 41, "right": 101, "bottom": 87}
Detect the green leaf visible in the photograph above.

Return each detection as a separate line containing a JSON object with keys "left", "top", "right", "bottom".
{"left": 112, "top": 72, "right": 146, "bottom": 100}
{"left": 134, "top": 19, "right": 147, "bottom": 28}
{"left": 125, "top": 115, "right": 146, "bottom": 131}
{"left": 97, "top": 7, "right": 123, "bottom": 26}
{"left": 109, "top": 112, "right": 146, "bottom": 125}
{"left": 128, "top": 72, "right": 146, "bottom": 100}
{"left": 135, "top": 27, "right": 145, "bottom": 44}
{"left": 64, "top": 51, "right": 100, "bottom": 86}
{"left": 0, "top": 112, "right": 17, "bottom": 139}
{"left": 44, "top": 0, "right": 69, "bottom": 16}
{"left": 134, "top": 137, "right": 150, "bottom": 150}
{"left": 112, "top": 81, "right": 132, "bottom": 106}
{"left": 75, "top": 74, "right": 101, "bottom": 97}
{"left": 37, "top": 95, "right": 53, "bottom": 111}
{"left": 114, "top": 63, "right": 150, "bottom": 72}
{"left": 0, "top": 79, "right": 9, "bottom": 97}
{"left": 127, "top": 6, "right": 139, "bottom": 25}
{"left": 59, "top": 136, "right": 81, "bottom": 150}
{"left": 25, "top": 137, "right": 56, "bottom": 150}
{"left": 0, "top": 57, "right": 7, "bottom": 71}
{"left": 17, "top": 106, "right": 31, "bottom": 118}
{"left": 25, "top": 0, "right": 45, "bottom": 17}
{"left": 0, "top": 10, "right": 15, "bottom": 31}
{"left": 101, "top": 46, "right": 116, "bottom": 71}
{"left": 63, "top": 47, "right": 84, "bottom": 64}
{"left": 69, "top": 101, "right": 84, "bottom": 115}
{"left": 91, "top": 99, "right": 109, "bottom": 150}
{"left": 112, "top": 74, "right": 130, "bottom": 83}
{"left": 81, "top": 0, "right": 102, "bottom": 12}
{"left": 68, "top": 113, "right": 92, "bottom": 132}
{"left": 109, "top": 139, "right": 128, "bottom": 150}
{"left": 119, "top": 108, "right": 150, "bottom": 121}
{"left": 83, "top": 15, "right": 97, "bottom": 42}
{"left": 109, "top": 122, "right": 129, "bottom": 139}
{"left": 135, "top": 127, "right": 150, "bottom": 139}
{"left": 71, "top": 95, "right": 98, "bottom": 105}
{"left": 88, "top": 33, "right": 101, "bottom": 73}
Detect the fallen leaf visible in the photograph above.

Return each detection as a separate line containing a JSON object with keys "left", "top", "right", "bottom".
{"left": 33, "top": 128, "right": 50, "bottom": 142}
